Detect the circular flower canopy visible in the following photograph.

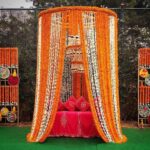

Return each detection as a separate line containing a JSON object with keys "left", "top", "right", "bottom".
{"left": 27, "top": 6, "right": 127, "bottom": 143}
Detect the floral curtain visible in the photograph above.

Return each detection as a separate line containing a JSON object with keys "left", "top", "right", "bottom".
{"left": 27, "top": 7, "right": 127, "bottom": 143}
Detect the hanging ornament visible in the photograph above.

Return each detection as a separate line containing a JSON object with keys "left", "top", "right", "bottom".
{"left": 12, "top": 106, "right": 16, "bottom": 114}
{"left": 8, "top": 69, "right": 19, "bottom": 85}
{"left": 145, "top": 76, "right": 150, "bottom": 86}
{"left": 0, "top": 66, "right": 10, "bottom": 79}
{"left": 67, "top": 35, "right": 80, "bottom": 46}
{"left": 6, "top": 112, "right": 17, "bottom": 123}
{"left": 139, "top": 69, "right": 149, "bottom": 78}
{"left": 66, "top": 35, "right": 84, "bottom": 73}
{"left": 1, "top": 107, "right": 9, "bottom": 116}
{"left": 139, "top": 104, "right": 150, "bottom": 117}
{"left": 13, "top": 69, "right": 17, "bottom": 76}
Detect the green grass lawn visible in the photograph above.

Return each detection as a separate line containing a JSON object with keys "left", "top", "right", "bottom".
{"left": 0, "top": 127, "right": 150, "bottom": 150}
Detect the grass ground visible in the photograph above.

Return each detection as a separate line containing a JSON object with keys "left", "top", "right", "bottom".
{"left": 0, "top": 127, "right": 150, "bottom": 150}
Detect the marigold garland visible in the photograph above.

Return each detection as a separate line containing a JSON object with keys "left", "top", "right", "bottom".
{"left": 105, "top": 14, "right": 121, "bottom": 142}
{"left": 73, "top": 73, "right": 81, "bottom": 98}
{"left": 95, "top": 12, "right": 114, "bottom": 141}
{"left": 114, "top": 17, "right": 127, "bottom": 142}
{"left": 27, "top": 14, "right": 51, "bottom": 142}
{"left": 138, "top": 48, "right": 150, "bottom": 122}
{"left": 78, "top": 11, "right": 109, "bottom": 142}
{"left": 0, "top": 47, "right": 19, "bottom": 109}
{"left": 39, "top": 6, "right": 117, "bottom": 18}
{"left": 97, "top": 13, "right": 121, "bottom": 142}
{"left": 39, "top": 11, "right": 67, "bottom": 142}
{"left": 0, "top": 48, "right": 18, "bottom": 67}
{"left": 2, "top": 86, "right": 4, "bottom": 104}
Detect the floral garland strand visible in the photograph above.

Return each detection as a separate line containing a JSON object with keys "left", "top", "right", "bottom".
{"left": 85, "top": 11, "right": 113, "bottom": 142}
{"left": 99, "top": 13, "right": 122, "bottom": 142}
{"left": 73, "top": 73, "right": 81, "bottom": 98}
{"left": 95, "top": 12, "right": 117, "bottom": 142}
{"left": 38, "top": 6, "right": 117, "bottom": 19}
{"left": 27, "top": 14, "right": 51, "bottom": 142}
{"left": 114, "top": 16, "right": 126, "bottom": 142}
{"left": 27, "top": 15, "right": 42, "bottom": 139}
{"left": 36, "top": 14, "right": 57, "bottom": 141}
{"left": 39, "top": 11, "right": 66, "bottom": 142}
{"left": 87, "top": 11, "right": 114, "bottom": 142}
{"left": 104, "top": 14, "right": 121, "bottom": 142}
{"left": 36, "top": 12, "right": 62, "bottom": 141}
{"left": 33, "top": 14, "right": 51, "bottom": 142}
{"left": 5, "top": 86, "right": 9, "bottom": 105}
{"left": 1, "top": 49, "right": 4, "bottom": 67}
{"left": 2, "top": 86, "right": 4, "bottom": 105}
{"left": 79, "top": 11, "right": 109, "bottom": 142}
{"left": 97, "top": 12, "right": 117, "bottom": 142}
{"left": 109, "top": 16, "right": 126, "bottom": 142}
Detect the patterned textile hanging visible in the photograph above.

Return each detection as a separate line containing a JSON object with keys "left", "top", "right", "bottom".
{"left": 27, "top": 6, "right": 127, "bottom": 143}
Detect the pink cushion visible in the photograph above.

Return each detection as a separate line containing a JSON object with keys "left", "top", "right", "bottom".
{"left": 76, "top": 97, "right": 90, "bottom": 111}
{"left": 64, "top": 96, "right": 76, "bottom": 111}
{"left": 69, "top": 96, "right": 76, "bottom": 103}
{"left": 58, "top": 101, "right": 65, "bottom": 111}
